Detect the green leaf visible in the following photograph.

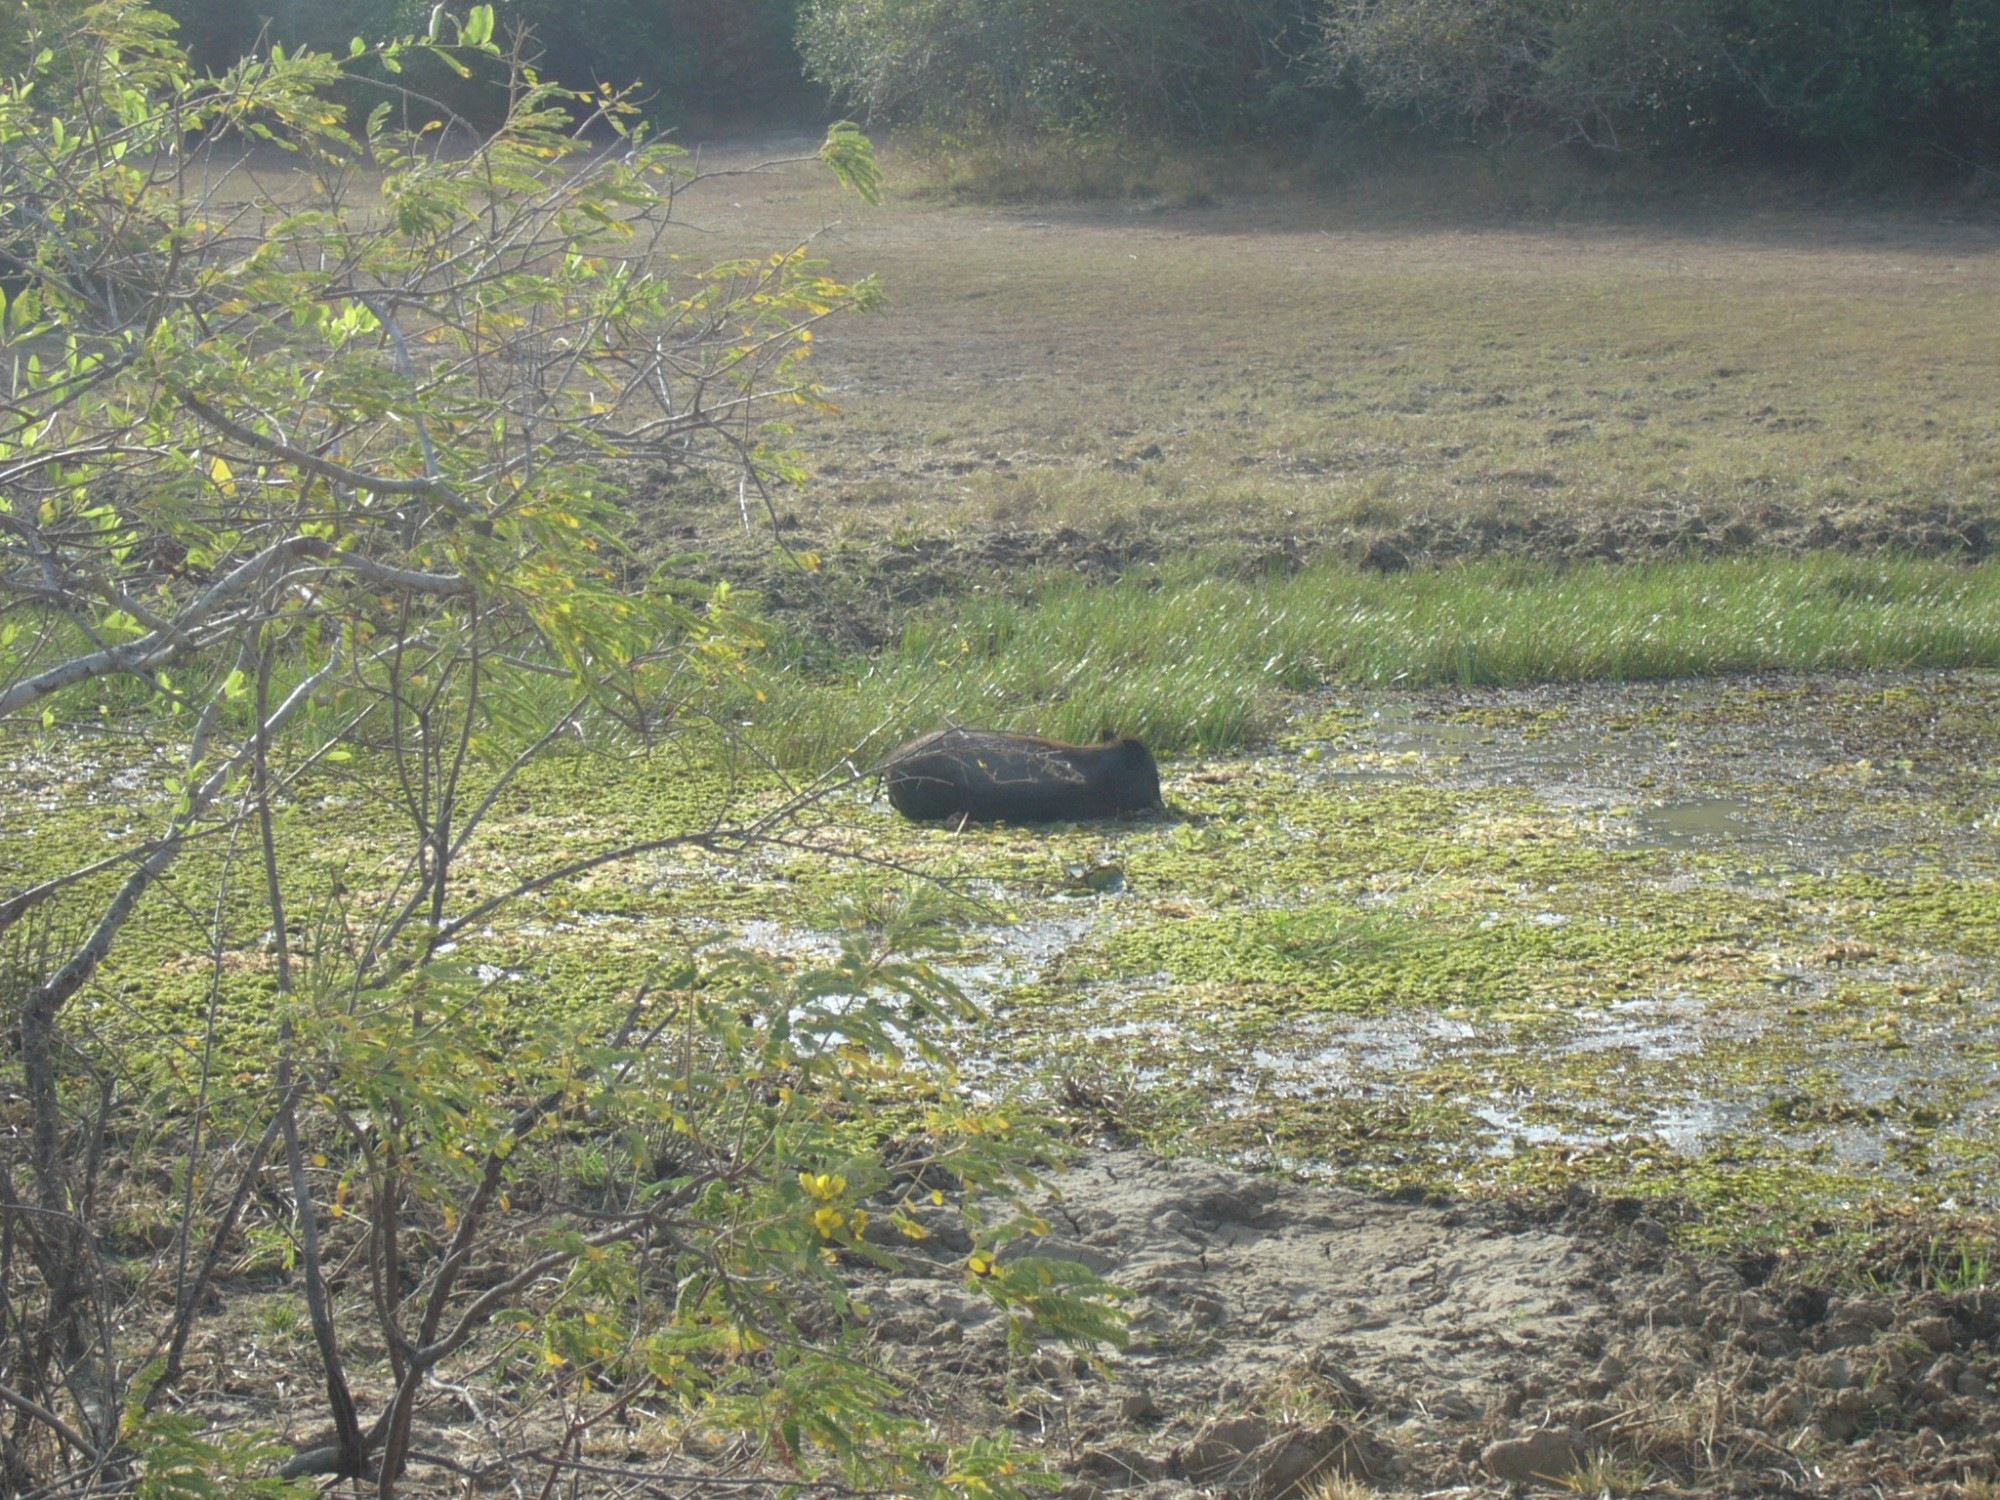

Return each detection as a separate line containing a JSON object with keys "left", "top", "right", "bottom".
{"left": 819, "top": 121, "right": 881, "bottom": 205}
{"left": 7, "top": 283, "right": 40, "bottom": 335}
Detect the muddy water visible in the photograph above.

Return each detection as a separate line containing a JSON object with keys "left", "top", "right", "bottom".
{"left": 12, "top": 671, "right": 1998, "bottom": 1233}
{"left": 937, "top": 673, "right": 2000, "bottom": 1221}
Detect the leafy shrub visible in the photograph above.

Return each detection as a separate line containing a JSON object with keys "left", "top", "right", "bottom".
{"left": 0, "top": 5, "right": 1110, "bottom": 1494}
{"left": 1320, "top": 0, "right": 2000, "bottom": 169}
{"left": 161, "top": 0, "right": 823, "bottom": 126}
{"left": 799, "top": 0, "right": 1333, "bottom": 142}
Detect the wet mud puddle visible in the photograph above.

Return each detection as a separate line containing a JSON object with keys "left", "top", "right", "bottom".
{"left": 913, "top": 672, "right": 2000, "bottom": 1230}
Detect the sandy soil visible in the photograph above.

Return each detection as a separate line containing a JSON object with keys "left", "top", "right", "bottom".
{"left": 844, "top": 1148, "right": 1999, "bottom": 1498}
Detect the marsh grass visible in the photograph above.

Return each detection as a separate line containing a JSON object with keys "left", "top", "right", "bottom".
{"left": 746, "top": 553, "right": 2000, "bottom": 766}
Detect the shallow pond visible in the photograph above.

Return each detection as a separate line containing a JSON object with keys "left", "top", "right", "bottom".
{"left": 8, "top": 671, "right": 1999, "bottom": 1247}
{"left": 820, "top": 672, "right": 2000, "bottom": 1242}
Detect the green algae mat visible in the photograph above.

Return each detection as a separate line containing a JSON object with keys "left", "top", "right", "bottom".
{"left": 836, "top": 673, "right": 2000, "bottom": 1252}
{"left": 8, "top": 670, "right": 1998, "bottom": 1253}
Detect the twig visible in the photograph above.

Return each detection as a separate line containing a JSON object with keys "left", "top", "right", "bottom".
{"left": 0, "top": 1379, "right": 99, "bottom": 1465}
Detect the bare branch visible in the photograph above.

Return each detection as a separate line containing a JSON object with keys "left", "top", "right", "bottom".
{"left": 0, "top": 538, "right": 467, "bottom": 717}
{"left": 0, "top": 1378, "right": 100, "bottom": 1465}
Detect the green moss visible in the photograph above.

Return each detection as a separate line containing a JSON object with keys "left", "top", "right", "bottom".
{"left": 1074, "top": 897, "right": 1718, "bottom": 1015}
{"left": 12, "top": 670, "right": 2000, "bottom": 1258}
{"left": 1801, "top": 872, "right": 2000, "bottom": 960}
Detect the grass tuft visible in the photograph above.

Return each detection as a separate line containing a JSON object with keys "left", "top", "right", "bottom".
{"left": 1558, "top": 1451, "right": 1659, "bottom": 1496}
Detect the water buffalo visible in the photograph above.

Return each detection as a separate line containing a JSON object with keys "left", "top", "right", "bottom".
{"left": 880, "top": 728, "right": 1163, "bottom": 824}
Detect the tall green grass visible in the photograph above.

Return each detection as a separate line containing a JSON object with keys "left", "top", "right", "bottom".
{"left": 746, "top": 553, "right": 2000, "bottom": 768}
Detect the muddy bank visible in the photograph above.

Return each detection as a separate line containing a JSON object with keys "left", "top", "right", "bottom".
{"left": 190, "top": 1143, "right": 1998, "bottom": 1496}
{"left": 1340, "top": 496, "right": 1996, "bottom": 572}
{"left": 624, "top": 481, "right": 1999, "bottom": 651}
{"left": 852, "top": 1148, "right": 1999, "bottom": 1498}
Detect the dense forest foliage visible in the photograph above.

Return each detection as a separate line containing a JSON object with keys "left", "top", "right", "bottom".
{"left": 10, "top": 0, "right": 1998, "bottom": 173}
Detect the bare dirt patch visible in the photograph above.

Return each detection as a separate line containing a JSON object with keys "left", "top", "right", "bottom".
{"left": 854, "top": 1148, "right": 1999, "bottom": 1499}
{"left": 258, "top": 1143, "right": 1995, "bottom": 1496}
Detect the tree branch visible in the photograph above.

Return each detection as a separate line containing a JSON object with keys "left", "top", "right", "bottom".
{"left": 0, "top": 1378, "right": 99, "bottom": 1465}
{"left": 178, "top": 392, "right": 478, "bottom": 515}
{"left": 0, "top": 536, "right": 469, "bottom": 718}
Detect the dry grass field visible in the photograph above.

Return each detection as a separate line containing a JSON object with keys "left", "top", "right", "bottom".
{"left": 664, "top": 140, "right": 2000, "bottom": 589}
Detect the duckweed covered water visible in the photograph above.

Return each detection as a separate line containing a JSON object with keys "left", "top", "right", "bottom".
{"left": 869, "top": 672, "right": 2000, "bottom": 1246}
{"left": 9, "top": 670, "right": 2000, "bottom": 1250}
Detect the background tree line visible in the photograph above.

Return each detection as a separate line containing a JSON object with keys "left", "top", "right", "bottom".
{"left": 7, "top": 0, "right": 1996, "bottom": 171}
{"left": 799, "top": 0, "right": 2000, "bottom": 174}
